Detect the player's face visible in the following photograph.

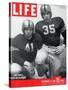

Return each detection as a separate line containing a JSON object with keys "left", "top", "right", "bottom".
{"left": 42, "top": 11, "right": 51, "bottom": 21}
{"left": 24, "top": 29, "right": 33, "bottom": 40}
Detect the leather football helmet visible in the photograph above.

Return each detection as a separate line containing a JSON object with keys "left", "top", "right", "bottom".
{"left": 40, "top": 4, "right": 52, "bottom": 19}
{"left": 22, "top": 20, "right": 34, "bottom": 33}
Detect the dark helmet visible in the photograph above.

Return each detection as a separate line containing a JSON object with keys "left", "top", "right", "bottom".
{"left": 40, "top": 4, "right": 52, "bottom": 19}
{"left": 22, "top": 20, "right": 34, "bottom": 33}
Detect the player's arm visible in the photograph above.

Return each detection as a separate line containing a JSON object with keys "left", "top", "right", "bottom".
{"left": 55, "top": 18, "right": 66, "bottom": 55}
{"left": 10, "top": 46, "right": 32, "bottom": 78}
{"left": 10, "top": 38, "right": 25, "bottom": 76}
{"left": 35, "top": 33, "right": 43, "bottom": 50}
{"left": 35, "top": 22, "right": 42, "bottom": 34}
{"left": 61, "top": 27, "right": 66, "bottom": 45}
{"left": 60, "top": 17, "right": 66, "bottom": 45}
{"left": 10, "top": 46, "right": 25, "bottom": 66}
{"left": 9, "top": 37, "right": 25, "bottom": 66}
{"left": 35, "top": 23, "right": 39, "bottom": 33}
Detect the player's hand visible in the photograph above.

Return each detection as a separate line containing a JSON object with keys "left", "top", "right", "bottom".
{"left": 55, "top": 44, "right": 65, "bottom": 55}
{"left": 11, "top": 63, "right": 22, "bottom": 75}
{"left": 24, "top": 61, "right": 35, "bottom": 76}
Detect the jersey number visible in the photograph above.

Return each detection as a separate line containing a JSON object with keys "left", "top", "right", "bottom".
{"left": 42, "top": 24, "right": 55, "bottom": 35}
{"left": 25, "top": 43, "right": 33, "bottom": 52}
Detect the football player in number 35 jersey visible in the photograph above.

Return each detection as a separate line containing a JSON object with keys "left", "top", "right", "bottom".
{"left": 35, "top": 5, "right": 66, "bottom": 78}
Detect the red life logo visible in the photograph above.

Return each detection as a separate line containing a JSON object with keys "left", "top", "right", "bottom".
{"left": 11, "top": 2, "right": 37, "bottom": 17}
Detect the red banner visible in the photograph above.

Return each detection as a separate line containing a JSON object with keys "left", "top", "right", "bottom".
{"left": 9, "top": 76, "right": 66, "bottom": 87}
{"left": 9, "top": 2, "right": 37, "bottom": 17}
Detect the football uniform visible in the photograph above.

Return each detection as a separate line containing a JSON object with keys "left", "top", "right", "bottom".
{"left": 35, "top": 17, "right": 66, "bottom": 77}
{"left": 35, "top": 17, "right": 65, "bottom": 46}
{"left": 10, "top": 33, "right": 43, "bottom": 66}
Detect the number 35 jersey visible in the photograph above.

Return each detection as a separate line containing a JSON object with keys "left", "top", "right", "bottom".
{"left": 35, "top": 17, "right": 65, "bottom": 46}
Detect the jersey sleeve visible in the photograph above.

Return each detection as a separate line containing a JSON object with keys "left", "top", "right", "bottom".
{"left": 9, "top": 35, "right": 25, "bottom": 66}
{"left": 11, "top": 34, "right": 22, "bottom": 48}
{"left": 59, "top": 18, "right": 66, "bottom": 45}
{"left": 35, "top": 33, "right": 43, "bottom": 49}
{"left": 59, "top": 17, "right": 66, "bottom": 45}
{"left": 58, "top": 17, "right": 66, "bottom": 33}
{"left": 35, "top": 22, "right": 41, "bottom": 33}
{"left": 35, "top": 23, "right": 38, "bottom": 33}
{"left": 11, "top": 50, "right": 25, "bottom": 66}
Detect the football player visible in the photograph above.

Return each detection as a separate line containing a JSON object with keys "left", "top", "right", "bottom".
{"left": 10, "top": 20, "right": 43, "bottom": 79}
{"left": 35, "top": 5, "right": 66, "bottom": 78}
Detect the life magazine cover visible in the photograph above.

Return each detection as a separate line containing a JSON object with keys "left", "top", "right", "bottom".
{"left": 9, "top": 2, "right": 66, "bottom": 87}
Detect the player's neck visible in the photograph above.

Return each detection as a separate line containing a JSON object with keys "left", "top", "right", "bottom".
{"left": 44, "top": 18, "right": 51, "bottom": 23}
{"left": 25, "top": 35, "right": 32, "bottom": 41}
